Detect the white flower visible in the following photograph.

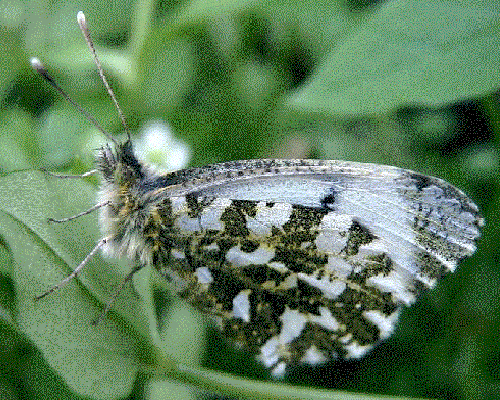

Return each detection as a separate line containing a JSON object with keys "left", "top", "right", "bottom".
{"left": 134, "top": 120, "right": 191, "bottom": 172}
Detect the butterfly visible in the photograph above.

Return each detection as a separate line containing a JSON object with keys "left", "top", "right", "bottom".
{"left": 32, "top": 11, "right": 484, "bottom": 376}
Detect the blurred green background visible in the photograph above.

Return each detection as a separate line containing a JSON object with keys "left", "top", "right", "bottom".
{"left": 1, "top": 0, "right": 499, "bottom": 399}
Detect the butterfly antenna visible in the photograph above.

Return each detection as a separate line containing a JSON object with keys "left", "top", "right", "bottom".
{"left": 30, "top": 57, "right": 117, "bottom": 145}
{"left": 77, "top": 11, "right": 131, "bottom": 142}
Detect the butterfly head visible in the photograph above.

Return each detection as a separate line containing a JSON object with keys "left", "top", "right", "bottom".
{"left": 96, "top": 139, "right": 144, "bottom": 185}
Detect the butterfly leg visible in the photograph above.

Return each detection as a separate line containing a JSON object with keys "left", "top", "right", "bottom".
{"left": 35, "top": 236, "right": 110, "bottom": 300}
{"left": 92, "top": 264, "right": 144, "bottom": 326}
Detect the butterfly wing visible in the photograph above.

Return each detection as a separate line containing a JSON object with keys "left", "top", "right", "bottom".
{"left": 145, "top": 160, "right": 483, "bottom": 374}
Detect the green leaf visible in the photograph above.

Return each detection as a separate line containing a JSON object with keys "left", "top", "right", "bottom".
{"left": 0, "top": 171, "right": 156, "bottom": 399}
{"left": 290, "top": 0, "right": 500, "bottom": 115}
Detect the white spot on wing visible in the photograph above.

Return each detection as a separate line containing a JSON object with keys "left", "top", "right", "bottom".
{"left": 232, "top": 290, "right": 251, "bottom": 322}
{"left": 310, "top": 306, "right": 340, "bottom": 331}
{"left": 200, "top": 198, "right": 232, "bottom": 231}
{"left": 416, "top": 273, "right": 437, "bottom": 288}
{"left": 279, "top": 307, "right": 307, "bottom": 344}
{"left": 170, "top": 196, "right": 188, "bottom": 213}
{"left": 259, "top": 337, "right": 280, "bottom": 368}
{"left": 171, "top": 249, "right": 186, "bottom": 259}
{"left": 363, "top": 309, "right": 400, "bottom": 339}
{"left": 173, "top": 197, "right": 200, "bottom": 232}
{"left": 202, "top": 242, "right": 220, "bottom": 251}
{"left": 353, "top": 239, "right": 387, "bottom": 260}
{"left": 344, "top": 341, "right": 371, "bottom": 359}
{"left": 258, "top": 307, "right": 309, "bottom": 371}
{"left": 271, "top": 362, "right": 287, "bottom": 377}
{"left": 175, "top": 215, "right": 200, "bottom": 232}
{"left": 314, "top": 213, "right": 352, "bottom": 253}
{"left": 226, "top": 245, "right": 275, "bottom": 267}
{"left": 301, "top": 345, "right": 328, "bottom": 364}
{"left": 339, "top": 333, "right": 352, "bottom": 344}
{"left": 195, "top": 267, "right": 213, "bottom": 284}
{"left": 367, "top": 271, "right": 416, "bottom": 305}
{"left": 268, "top": 262, "right": 288, "bottom": 273}
{"left": 324, "top": 257, "right": 353, "bottom": 278}
{"left": 247, "top": 202, "right": 293, "bottom": 236}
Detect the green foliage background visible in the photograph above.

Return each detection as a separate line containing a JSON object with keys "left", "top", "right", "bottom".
{"left": 0, "top": 0, "right": 499, "bottom": 399}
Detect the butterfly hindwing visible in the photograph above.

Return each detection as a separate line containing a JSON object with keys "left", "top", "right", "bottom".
{"left": 105, "top": 159, "right": 483, "bottom": 375}
{"left": 153, "top": 197, "right": 397, "bottom": 373}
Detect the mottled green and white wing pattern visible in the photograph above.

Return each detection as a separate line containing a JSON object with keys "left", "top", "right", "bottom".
{"left": 145, "top": 160, "right": 483, "bottom": 375}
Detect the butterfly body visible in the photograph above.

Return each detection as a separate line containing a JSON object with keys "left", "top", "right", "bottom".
{"left": 96, "top": 140, "right": 483, "bottom": 374}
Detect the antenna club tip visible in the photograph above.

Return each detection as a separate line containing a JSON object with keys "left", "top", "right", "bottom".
{"left": 77, "top": 11, "right": 86, "bottom": 25}
{"left": 30, "top": 57, "right": 44, "bottom": 70}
